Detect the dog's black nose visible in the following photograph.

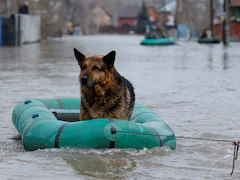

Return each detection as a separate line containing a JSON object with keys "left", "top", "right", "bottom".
{"left": 81, "top": 75, "right": 88, "bottom": 85}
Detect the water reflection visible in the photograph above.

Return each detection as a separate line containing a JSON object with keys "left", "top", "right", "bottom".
{"left": 207, "top": 45, "right": 230, "bottom": 70}
{"left": 208, "top": 46, "right": 213, "bottom": 70}
{"left": 63, "top": 156, "right": 137, "bottom": 178}
{"left": 223, "top": 47, "right": 229, "bottom": 70}
{"left": 174, "top": 48, "right": 188, "bottom": 70}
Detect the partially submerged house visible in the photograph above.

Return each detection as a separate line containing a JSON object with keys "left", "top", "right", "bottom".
{"left": 85, "top": 3, "right": 112, "bottom": 34}
{"left": 118, "top": 6, "right": 140, "bottom": 27}
{"left": 90, "top": 4, "right": 111, "bottom": 29}
{"left": 214, "top": 0, "right": 240, "bottom": 41}
{"left": 230, "top": 0, "right": 240, "bottom": 20}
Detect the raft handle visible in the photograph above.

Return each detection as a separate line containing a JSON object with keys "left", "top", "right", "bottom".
{"left": 111, "top": 128, "right": 117, "bottom": 134}
{"left": 24, "top": 100, "right": 32, "bottom": 104}
{"left": 32, "top": 113, "right": 39, "bottom": 118}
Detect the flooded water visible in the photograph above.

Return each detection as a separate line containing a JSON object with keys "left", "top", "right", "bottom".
{"left": 1, "top": 35, "right": 240, "bottom": 179}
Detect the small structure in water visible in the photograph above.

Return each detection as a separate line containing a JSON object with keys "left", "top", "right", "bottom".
{"left": 0, "top": 14, "right": 41, "bottom": 46}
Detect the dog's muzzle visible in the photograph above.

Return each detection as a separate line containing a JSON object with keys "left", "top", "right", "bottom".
{"left": 81, "top": 75, "right": 88, "bottom": 86}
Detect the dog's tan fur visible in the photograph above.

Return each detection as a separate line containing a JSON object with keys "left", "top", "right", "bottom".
{"left": 74, "top": 49, "right": 135, "bottom": 121}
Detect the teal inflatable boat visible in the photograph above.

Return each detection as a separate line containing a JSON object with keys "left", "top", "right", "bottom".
{"left": 198, "top": 37, "right": 221, "bottom": 44}
{"left": 12, "top": 98, "right": 176, "bottom": 151}
{"left": 141, "top": 38, "right": 176, "bottom": 46}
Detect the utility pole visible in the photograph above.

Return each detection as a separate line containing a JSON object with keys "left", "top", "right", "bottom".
{"left": 174, "top": 0, "right": 181, "bottom": 39}
{"left": 223, "top": 0, "right": 229, "bottom": 46}
{"left": 210, "top": 0, "right": 214, "bottom": 37}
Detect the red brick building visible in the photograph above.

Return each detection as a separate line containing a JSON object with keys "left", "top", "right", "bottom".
{"left": 214, "top": 21, "right": 240, "bottom": 40}
{"left": 118, "top": 6, "right": 159, "bottom": 28}
{"left": 214, "top": 0, "right": 240, "bottom": 41}
{"left": 231, "top": 0, "right": 240, "bottom": 6}
{"left": 118, "top": 6, "right": 140, "bottom": 27}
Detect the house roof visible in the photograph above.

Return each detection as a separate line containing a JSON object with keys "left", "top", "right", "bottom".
{"left": 158, "top": 0, "right": 176, "bottom": 12}
{"left": 230, "top": 0, "right": 240, "bottom": 7}
{"left": 119, "top": 6, "right": 140, "bottom": 18}
{"left": 89, "top": 3, "right": 112, "bottom": 17}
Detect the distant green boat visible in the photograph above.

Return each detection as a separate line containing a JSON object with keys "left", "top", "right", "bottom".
{"left": 198, "top": 37, "right": 221, "bottom": 44}
{"left": 141, "top": 38, "right": 176, "bottom": 46}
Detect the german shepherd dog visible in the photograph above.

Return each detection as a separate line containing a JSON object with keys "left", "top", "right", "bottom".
{"left": 73, "top": 48, "right": 135, "bottom": 121}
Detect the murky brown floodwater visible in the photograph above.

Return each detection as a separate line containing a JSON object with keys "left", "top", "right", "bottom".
{"left": 1, "top": 35, "right": 240, "bottom": 179}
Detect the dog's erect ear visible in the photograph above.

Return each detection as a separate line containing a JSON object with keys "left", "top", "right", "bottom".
{"left": 103, "top": 51, "right": 116, "bottom": 68}
{"left": 74, "top": 48, "right": 85, "bottom": 66}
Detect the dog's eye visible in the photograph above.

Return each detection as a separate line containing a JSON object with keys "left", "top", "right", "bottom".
{"left": 93, "top": 66, "right": 100, "bottom": 71}
{"left": 81, "top": 65, "right": 86, "bottom": 71}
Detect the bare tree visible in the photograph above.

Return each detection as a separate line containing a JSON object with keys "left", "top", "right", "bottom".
{"left": 175, "top": 0, "right": 221, "bottom": 37}
{"left": 33, "top": 0, "right": 64, "bottom": 38}
{"left": 0, "top": 0, "right": 7, "bottom": 17}
{"left": 62, "top": 0, "right": 87, "bottom": 25}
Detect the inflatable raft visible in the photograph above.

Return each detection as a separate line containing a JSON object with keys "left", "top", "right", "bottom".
{"left": 12, "top": 98, "right": 176, "bottom": 151}
{"left": 198, "top": 37, "right": 221, "bottom": 44}
{"left": 141, "top": 38, "right": 176, "bottom": 46}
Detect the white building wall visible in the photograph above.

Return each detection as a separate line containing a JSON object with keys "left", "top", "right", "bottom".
{"left": 19, "top": 14, "right": 41, "bottom": 44}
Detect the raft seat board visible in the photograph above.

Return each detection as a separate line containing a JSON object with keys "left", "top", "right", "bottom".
{"left": 12, "top": 98, "right": 176, "bottom": 151}
{"left": 140, "top": 38, "right": 176, "bottom": 46}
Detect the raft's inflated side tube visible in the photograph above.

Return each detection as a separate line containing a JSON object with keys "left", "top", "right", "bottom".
{"left": 198, "top": 37, "right": 221, "bottom": 44}
{"left": 12, "top": 98, "right": 176, "bottom": 151}
{"left": 141, "top": 38, "right": 176, "bottom": 46}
